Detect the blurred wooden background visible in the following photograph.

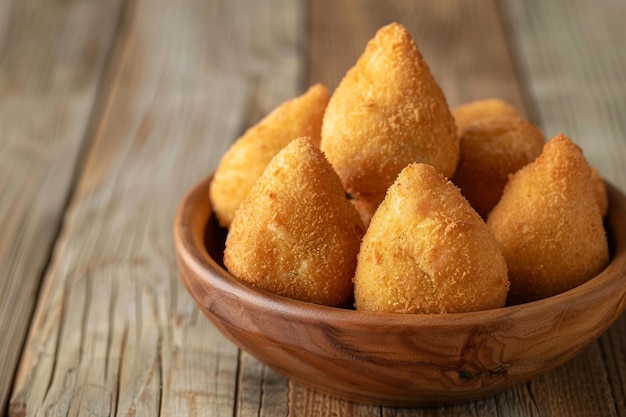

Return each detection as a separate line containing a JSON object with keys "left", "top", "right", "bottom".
{"left": 1, "top": 0, "right": 625, "bottom": 416}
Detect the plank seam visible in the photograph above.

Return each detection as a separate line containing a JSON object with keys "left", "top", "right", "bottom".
{"left": 233, "top": 349, "right": 243, "bottom": 417}
{"left": 494, "top": 0, "right": 543, "bottom": 126}
{"left": 597, "top": 337, "right": 622, "bottom": 417}
{"left": 4, "top": 0, "right": 133, "bottom": 414}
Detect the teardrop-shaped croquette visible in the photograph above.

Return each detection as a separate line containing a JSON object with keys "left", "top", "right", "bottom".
{"left": 354, "top": 163, "right": 509, "bottom": 314}
{"left": 487, "top": 134, "right": 609, "bottom": 304}
{"left": 321, "top": 23, "right": 458, "bottom": 210}
{"left": 452, "top": 115, "right": 545, "bottom": 218}
{"left": 224, "top": 137, "right": 364, "bottom": 307}
{"left": 210, "top": 84, "right": 330, "bottom": 228}
{"left": 452, "top": 98, "right": 520, "bottom": 137}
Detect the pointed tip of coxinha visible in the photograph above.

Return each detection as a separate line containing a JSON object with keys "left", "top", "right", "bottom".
{"left": 321, "top": 22, "right": 458, "bottom": 212}
{"left": 367, "top": 22, "right": 420, "bottom": 58}
{"left": 224, "top": 137, "right": 364, "bottom": 307}
{"left": 362, "top": 23, "right": 428, "bottom": 73}
{"left": 542, "top": 132, "right": 587, "bottom": 170}
{"left": 210, "top": 84, "right": 330, "bottom": 228}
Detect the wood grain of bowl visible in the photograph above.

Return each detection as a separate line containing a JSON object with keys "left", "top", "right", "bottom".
{"left": 174, "top": 174, "right": 626, "bottom": 407}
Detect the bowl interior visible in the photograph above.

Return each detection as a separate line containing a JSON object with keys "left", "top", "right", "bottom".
{"left": 175, "top": 174, "right": 626, "bottom": 406}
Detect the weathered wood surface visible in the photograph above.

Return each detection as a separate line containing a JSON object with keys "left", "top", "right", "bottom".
{"left": 2, "top": 0, "right": 626, "bottom": 416}
{"left": 502, "top": 0, "right": 626, "bottom": 187}
{"left": 309, "top": 0, "right": 529, "bottom": 113}
{"left": 8, "top": 0, "right": 303, "bottom": 416}
{"left": 502, "top": 3, "right": 626, "bottom": 415}
{"left": 0, "top": 0, "right": 124, "bottom": 413}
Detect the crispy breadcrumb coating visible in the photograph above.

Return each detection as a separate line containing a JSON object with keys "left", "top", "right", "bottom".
{"left": 210, "top": 84, "right": 329, "bottom": 228}
{"left": 487, "top": 134, "right": 609, "bottom": 304}
{"left": 452, "top": 115, "right": 545, "bottom": 218}
{"left": 354, "top": 163, "right": 509, "bottom": 314}
{"left": 224, "top": 137, "right": 364, "bottom": 306}
{"left": 321, "top": 23, "right": 458, "bottom": 210}
{"left": 590, "top": 165, "right": 608, "bottom": 217}
{"left": 452, "top": 98, "right": 520, "bottom": 137}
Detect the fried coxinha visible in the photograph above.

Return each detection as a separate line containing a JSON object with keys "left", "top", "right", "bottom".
{"left": 210, "top": 84, "right": 329, "bottom": 228}
{"left": 214, "top": 22, "right": 609, "bottom": 311}
{"left": 452, "top": 112, "right": 546, "bottom": 219}
{"left": 224, "top": 137, "right": 364, "bottom": 307}
{"left": 354, "top": 163, "right": 510, "bottom": 313}
{"left": 321, "top": 23, "right": 459, "bottom": 224}
{"left": 487, "top": 134, "right": 609, "bottom": 304}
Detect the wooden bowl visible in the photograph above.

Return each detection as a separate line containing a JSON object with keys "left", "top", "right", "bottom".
{"left": 174, "top": 174, "right": 626, "bottom": 407}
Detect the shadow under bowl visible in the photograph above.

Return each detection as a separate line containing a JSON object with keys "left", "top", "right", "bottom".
{"left": 174, "top": 174, "right": 626, "bottom": 407}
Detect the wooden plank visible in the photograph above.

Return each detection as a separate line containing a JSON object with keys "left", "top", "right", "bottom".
{"left": 236, "top": 352, "right": 289, "bottom": 417}
{"left": 289, "top": 383, "right": 379, "bottom": 417}
{"left": 501, "top": 1, "right": 626, "bottom": 416}
{"left": 308, "top": 0, "right": 529, "bottom": 113}
{"left": 0, "top": 0, "right": 124, "bottom": 414}
{"left": 9, "top": 0, "right": 306, "bottom": 416}
{"left": 501, "top": 0, "right": 626, "bottom": 187}
{"left": 601, "top": 315, "right": 626, "bottom": 416}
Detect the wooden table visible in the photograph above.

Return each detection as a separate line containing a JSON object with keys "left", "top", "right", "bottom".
{"left": 2, "top": 1, "right": 625, "bottom": 416}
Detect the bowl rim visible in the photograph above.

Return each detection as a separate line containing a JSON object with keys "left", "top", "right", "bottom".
{"left": 174, "top": 173, "right": 626, "bottom": 328}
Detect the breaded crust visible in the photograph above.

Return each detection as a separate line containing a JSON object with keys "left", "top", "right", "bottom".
{"left": 321, "top": 23, "right": 458, "bottom": 208}
{"left": 452, "top": 98, "right": 520, "bottom": 137}
{"left": 487, "top": 134, "right": 609, "bottom": 304}
{"left": 452, "top": 115, "right": 545, "bottom": 218}
{"left": 354, "top": 163, "right": 509, "bottom": 314}
{"left": 224, "top": 137, "right": 364, "bottom": 307}
{"left": 210, "top": 84, "right": 329, "bottom": 228}
{"left": 590, "top": 165, "right": 608, "bottom": 217}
